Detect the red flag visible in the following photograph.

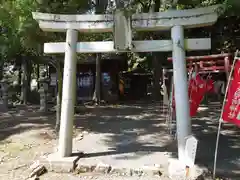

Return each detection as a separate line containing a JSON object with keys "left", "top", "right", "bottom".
{"left": 172, "top": 74, "right": 213, "bottom": 117}
{"left": 189, "top": 74, "right": 207, "bottom": 116}
{"left": 206, "top": 79, "right": 215, "bottom": 93}
{"left": 221, "top": 60, "right": 240, "bottom": 126}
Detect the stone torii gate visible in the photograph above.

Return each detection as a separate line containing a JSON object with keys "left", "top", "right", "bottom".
{"left": 32, "top": 5, "right": 220, "bottom": 163}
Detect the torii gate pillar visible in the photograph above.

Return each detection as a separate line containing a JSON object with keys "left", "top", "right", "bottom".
{"left": 171, "top": 25, "right": 191, "bottom": 161}
{"left": 58, "top": 29, "right": 78, "bottom": 157}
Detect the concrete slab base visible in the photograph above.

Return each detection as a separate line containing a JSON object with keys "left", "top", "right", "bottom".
{"left": 37, "top": 147, "right": 207, "bottom": 179}
{"left": 40, "top": 152, "right": 81, "bottom": 173}
{"left": 76, "top": 162, "right": 164, "bottom": 177}
{"left": 34, "top": 102, "right": 231, "bottom": 179}
{"left": 168, "top": 158, "right": 207, "bottom": 180}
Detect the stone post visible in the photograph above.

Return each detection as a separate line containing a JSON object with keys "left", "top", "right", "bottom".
{"left": 38, "top": 73, "right": 49, "bottom": 113}
{"left": 162, "top": 68, "right": 169, "bottom": 106}
{"left": 58, "top": 29, "right": 78, "bottom": 157}
{"left": 171, "top": 25, "right": 191, "bottom": 162}
{"left": 0, "top": 79, "right": 8, "bottom": 112}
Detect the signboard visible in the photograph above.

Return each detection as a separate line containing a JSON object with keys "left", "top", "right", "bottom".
{"left": 221, "top": 59, "right": 240, "bottom": 126}
{"left": 185, "top": 135, "right": 198, "bottom": 167}
{"left": 77, "top": 72, "right": 94, "bottom": 101}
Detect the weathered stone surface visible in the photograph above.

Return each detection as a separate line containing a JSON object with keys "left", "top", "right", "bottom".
{"left": 131, "top": 168, "right": 144, "bottom": 176}
{"left": 76, "top": 164, "right": 96, "bottom": 173}
{"left": 40, "top": 153, "right": 80, "bottom": 173}
{"left": 29, "top": 164, "right": 46, "bottom": 178}
{"left": 76, "top": 163, "right": 164, "bottom": 177}
{"left": 38, "top": 76, "right": 49, "bottom": 113}
{"left": 168, "top": 158, "right": 205, "bottom": 180}
{"left": 94, "top": 163, "right": 111, "bottom": 173}
{"left": 110, "top": 167, "right": 133, "bottom": 176}
{"left": 141, "top": 165, "right": 162, "bottom": 176}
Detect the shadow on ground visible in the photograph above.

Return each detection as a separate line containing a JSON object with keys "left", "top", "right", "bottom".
{"left": 0, "top": 101, "right": 239, "bottom": 179}
{"left": 75, "top": 101, "right": 176, "bottom": 155}
{"left": 193, "top": 102, "right": 240, "bottom": 179}
{"left": 74, "top": 101, "right": 240, "bottom": 179}
{"left": 0, "top": 105, "right": 56, "bottom": 141}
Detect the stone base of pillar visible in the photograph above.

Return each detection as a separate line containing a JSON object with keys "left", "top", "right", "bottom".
{"left": 168, "top": 158, "right": 207, "bottom": 180}
{"left": 39, "top": 152, "right": 82, "bottom": 173}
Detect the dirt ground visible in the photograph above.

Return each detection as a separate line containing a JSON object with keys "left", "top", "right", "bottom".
{"left": 0, "top": 101, "right": 239, "bottom": 180}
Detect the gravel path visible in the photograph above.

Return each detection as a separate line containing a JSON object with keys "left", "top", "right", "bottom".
{"left": 0, "top": 103, "right": 239, "bottom": 180}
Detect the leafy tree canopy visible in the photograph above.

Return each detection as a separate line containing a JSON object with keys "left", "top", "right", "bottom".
{"left": 0, "top": 0, "right": 240, "bottom": 68}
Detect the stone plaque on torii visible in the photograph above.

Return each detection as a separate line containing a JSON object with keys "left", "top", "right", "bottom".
{"left": 32, "top": 5, "right": 221, "bottom": 164}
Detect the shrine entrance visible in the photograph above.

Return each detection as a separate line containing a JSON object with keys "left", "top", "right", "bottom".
{"left": 165, "top": 53, "right": 232, "bottom": 134}
{"left": 32, "top": 4, "right": 221, "bottom": 167}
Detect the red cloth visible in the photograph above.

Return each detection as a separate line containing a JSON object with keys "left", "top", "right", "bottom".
{"left": 189, "top": 74, "right": 206, "bottom": 116}
{"left": 206, "top": 79, "right": 215, "bottom": 93}
{"left": 172, "top": 74, "right": 214, "bottom": 117}
{"left": 222, "top": 60, "right": 240, "bottom": 126}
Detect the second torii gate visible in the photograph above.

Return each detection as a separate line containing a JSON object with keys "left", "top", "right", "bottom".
{"left": 32, "top": 5, "right": 221, "bottom": 164}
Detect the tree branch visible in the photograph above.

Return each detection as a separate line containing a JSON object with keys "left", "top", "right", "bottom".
{"left": 137, "top": 0, "right": 145, "bottom": 7}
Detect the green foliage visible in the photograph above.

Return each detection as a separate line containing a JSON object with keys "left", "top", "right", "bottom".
{"left": 0, "top": 0, "right": 239, "bottom": 71}
{"left": 0, "top": 2, "right": 19, "bottom": 59}
{"left": 0, "top": 0, "right": 44, "bottom": 61}
{"left": 36, "top": 0, "right": 92, "bottom": 14}
{"left": 224, "top": 0, "right": 240, "bottom": 15}
{"left": 0, "top": 0, "right": 95, "bottom": 65}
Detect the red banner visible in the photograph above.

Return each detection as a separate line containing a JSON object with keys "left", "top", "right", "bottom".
{"left": 189, "top": 74, "right": 209, "bottom": 116}
{"left": 172, "top": 74, "right": 214, "bottom": 117}
{"left": 221, "top": 60, "right": 240, "bottom": 126}
{"left": 206, "top": 79, "right": 215, "bottom": 93}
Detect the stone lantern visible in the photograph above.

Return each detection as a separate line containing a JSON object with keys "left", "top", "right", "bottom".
{"left": 0, "top": 79, "right": 9, "bottom": 112}
{"left": 162, "top": 67, "right": 169, "bottom": 106}
{"left": 38, "top": 71, "right": 50, "bottom": 112}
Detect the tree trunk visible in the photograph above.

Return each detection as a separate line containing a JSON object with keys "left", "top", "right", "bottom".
{"left": 93, "top": 54, "right": 101, "bottom": 104}
{"left": 154, "top": 0, "right": 160, "bottom": 12}
{"left": 37, "top": 64, "right": 40, "bottom": 89}
{"left": 93, "top": 0, "right": 108, "bottom": 104}
{"left": 16, "top": 64, "right": 21, "bottom": 99}
{"left": 21, "top": 58, "right": 28, "bottom": 104}
{"left": 55, "top": 61, "right": 62, "bottom": 132}
{"left": 26, "top": 59, "right": 32, "bottom": 95}
{"left": 152, "top": 0, "right": 162, "bottom": 101}
{"left": 0, "top": 61, "right": 3, "bottom": 81}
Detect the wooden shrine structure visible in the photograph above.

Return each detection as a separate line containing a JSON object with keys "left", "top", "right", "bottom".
{"left": 168, "top": 53, "right": 232, "bottom": 77}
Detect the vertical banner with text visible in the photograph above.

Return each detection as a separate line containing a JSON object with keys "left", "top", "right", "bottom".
{"left": 221, "top": 59, "right": 240, "bottom": 126}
